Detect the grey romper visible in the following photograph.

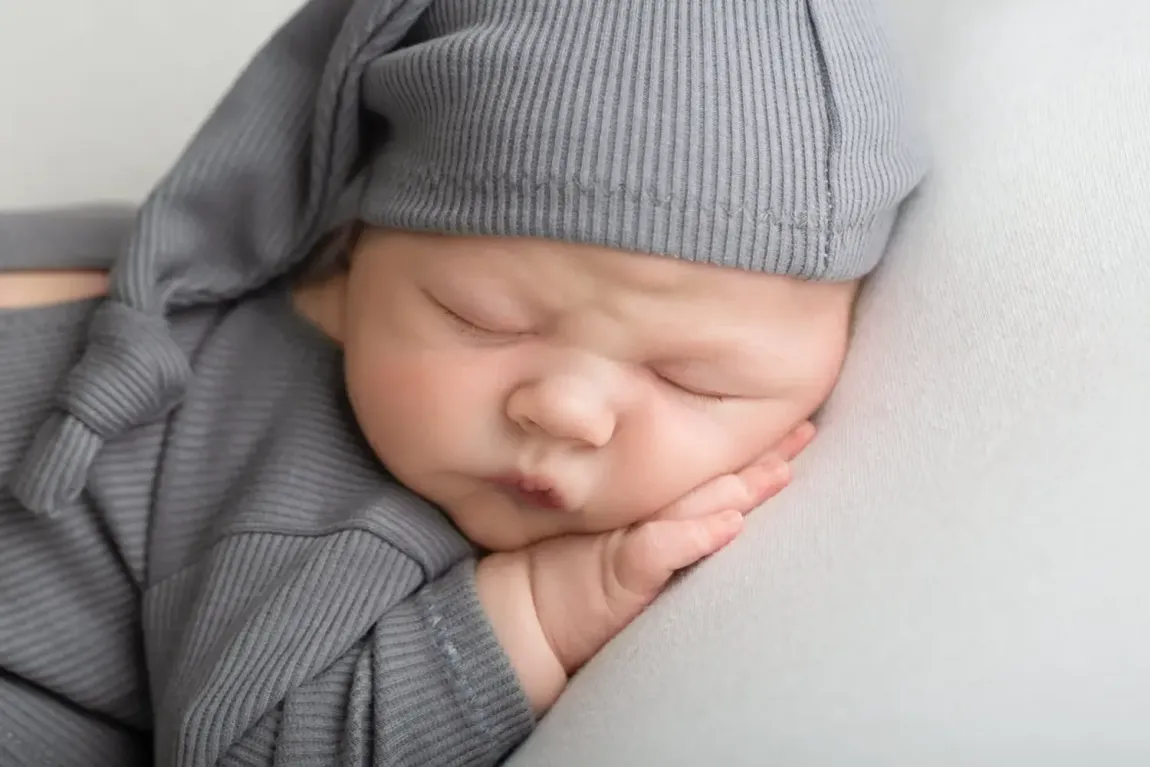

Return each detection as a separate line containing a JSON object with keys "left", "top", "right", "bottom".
{"left": 0, "top": 209, "right": 534, "bottom": 766}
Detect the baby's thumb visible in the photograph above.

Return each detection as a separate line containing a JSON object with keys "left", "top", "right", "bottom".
{"left": 612, "top": 510, "right": 744, "bottom": 602}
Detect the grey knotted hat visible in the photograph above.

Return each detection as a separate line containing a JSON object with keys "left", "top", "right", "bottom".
{"left": 14, "top": 0, "right": 926, "bottom": 515}
{"left": 363, "top": 1, "right": 925, "bottom": 278}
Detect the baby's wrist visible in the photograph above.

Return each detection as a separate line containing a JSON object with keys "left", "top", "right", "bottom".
{"left": 475, "top": 552, "right": 568, "bottom": 715}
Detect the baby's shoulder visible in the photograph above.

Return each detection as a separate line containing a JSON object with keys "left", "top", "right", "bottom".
{"left": 148, "top": 286, "right": 470, "bottom": 585}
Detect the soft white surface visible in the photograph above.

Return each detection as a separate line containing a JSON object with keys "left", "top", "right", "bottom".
{"left": 0, "top": 1, "right": 300, "bottom": 209}
{"left": 510, "top": 0, "right": 1150, "bottom": 764}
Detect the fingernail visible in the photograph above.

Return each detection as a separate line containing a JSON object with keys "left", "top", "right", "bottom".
{"left": 751, "top": 461, "right": 789, "bottom": 500}
{"left": 750, "top": 460, "right": 780, "bottom": 484}
{"left": 718, "top": 510, "right": 744, "bottom": 529}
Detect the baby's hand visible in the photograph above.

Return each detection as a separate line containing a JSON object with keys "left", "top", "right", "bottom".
{"left": 652, "top": 421, "right": 815, "bottom": 523}
{"left": 475, "top": 422, "right": 815, "bottom": 713}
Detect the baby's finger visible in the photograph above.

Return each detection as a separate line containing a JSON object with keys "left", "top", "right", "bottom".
{"left": 651, "top": 422, "right": 813, "bottom": 523}
{"left": 654, "top": 460, "right": 789, "bottom": 522}
{"left": 612, "top": 512, "right": 744, "bottom": 600}
{"left": 766, "top": 421, "right": 817, "bottom": 464}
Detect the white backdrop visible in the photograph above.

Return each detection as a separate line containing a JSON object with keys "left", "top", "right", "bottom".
{"left": 0, "top": 0, "right": 300, "bottom": 209}
{"left": 5, "top": 2, "right": 1149, "bottom": 764}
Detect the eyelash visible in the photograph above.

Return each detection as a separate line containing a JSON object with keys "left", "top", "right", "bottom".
{"left": 439, "top": 304, "right": 490, "bottom": 335}
{"left": 430, "top": 293, "right": 726, "bottom": 402}
{"left": 429, "top": 294, "right": 514, "bottom": 338}
{"left": 655, "top": 372, "right": 727, "bottom": 404}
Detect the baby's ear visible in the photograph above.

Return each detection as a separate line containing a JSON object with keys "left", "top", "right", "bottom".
{"left": 343, "top": 221, "right": 367, "bottom": 264}
{"left": 300, "top": 222, "right": 363, "bottom": 283}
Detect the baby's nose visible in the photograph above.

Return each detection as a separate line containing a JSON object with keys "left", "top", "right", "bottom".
{"left": 506, "top": 375, "right": 616, "bottom": 448}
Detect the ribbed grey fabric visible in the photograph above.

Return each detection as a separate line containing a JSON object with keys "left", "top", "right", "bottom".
{"left": 0, "top": 206, "right": 134, "bottom": 271}
{"left": 363, "top": 0, "right": 924, "bottom": 278}
{"left": 9, "top": 0, "right": 925, "bottom": 518}
{"left": 2, "top": 211, "right": 534, "bottom": 766}
{"left": 1, "top": 299, "right": 153, "bottom": 767}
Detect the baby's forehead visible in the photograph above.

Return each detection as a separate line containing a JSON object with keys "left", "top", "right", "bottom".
{"left": 367, "top": 226, "right": 854, "bottom": 324}
{"left": 512, "top": 240, "right": 839, "bottom": 322}
{"left": 435, "top": 231, "right": 795, "bottom": 300}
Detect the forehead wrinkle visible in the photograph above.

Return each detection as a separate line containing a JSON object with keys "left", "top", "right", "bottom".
{"left": 441, "top": 235, "right": 785, "bottom": 347}
{"left": 591, "top": 249, "right": 709, "bottom": 298}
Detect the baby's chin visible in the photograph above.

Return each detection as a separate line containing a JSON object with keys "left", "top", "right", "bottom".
{"left": 445, "top": 498, "right": 568, "bottom": 553}
{"left": 449, "top": 516, "right": 553, "bottom": 553}
{"left": 441, "top": 489, "right": 630, "bottom": 553}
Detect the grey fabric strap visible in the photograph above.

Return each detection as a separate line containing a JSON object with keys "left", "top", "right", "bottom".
{"left": 0, "top": 205, "right": 135, "bottom": 272}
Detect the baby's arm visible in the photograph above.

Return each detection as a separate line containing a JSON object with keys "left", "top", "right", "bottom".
{"left": 152, "top": 427, "right": 808, "bottom": 766}
{"left": 477, "top": 509, "right": 745, "bottom": 711}
{"left": 153, "top": 533, "right": 535, "bottom": 767}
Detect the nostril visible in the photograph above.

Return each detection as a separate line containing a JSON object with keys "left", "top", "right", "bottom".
{"left": 515, "top": 414, "right": 546, "bottom": 437}
{"left": 506, "top": 376, "right": 617, "bottom": 446}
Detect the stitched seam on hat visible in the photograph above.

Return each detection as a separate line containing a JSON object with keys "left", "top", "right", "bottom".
{"left": 373, "top": 164, "right": 878, "bottom": 235}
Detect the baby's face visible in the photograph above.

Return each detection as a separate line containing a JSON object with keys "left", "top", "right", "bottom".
{"left": 328, "top": 227, "right": 856, "bottom": 552}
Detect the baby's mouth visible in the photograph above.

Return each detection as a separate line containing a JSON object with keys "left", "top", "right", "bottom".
{"left": 488, "top": 472, "right": 568, "bottom": 512}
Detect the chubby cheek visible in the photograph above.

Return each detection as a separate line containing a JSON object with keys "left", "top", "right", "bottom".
{"left": 598, "top": 398, "right": 805, "bottom": 523}
{"left": 344, "top": 343, "right": 481, "bottom": 493}
{"left": 597, "top": 404, "right": 747, "bottom": 519}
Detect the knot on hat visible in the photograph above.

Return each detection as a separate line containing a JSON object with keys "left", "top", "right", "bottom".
{"left": 11, "top": 301, "right": 191, "bottom": 516}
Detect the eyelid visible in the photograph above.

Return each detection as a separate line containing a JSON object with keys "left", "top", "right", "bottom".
{"left": 653, "top": 370, "right": 730, "bottom": 402}
{"left": 424, "top": 290, "right": 526, "bottom": 336}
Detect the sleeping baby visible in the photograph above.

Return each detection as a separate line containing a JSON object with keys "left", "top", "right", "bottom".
{"left": 0, "top": 0, "right": 925, "bottom": 764}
